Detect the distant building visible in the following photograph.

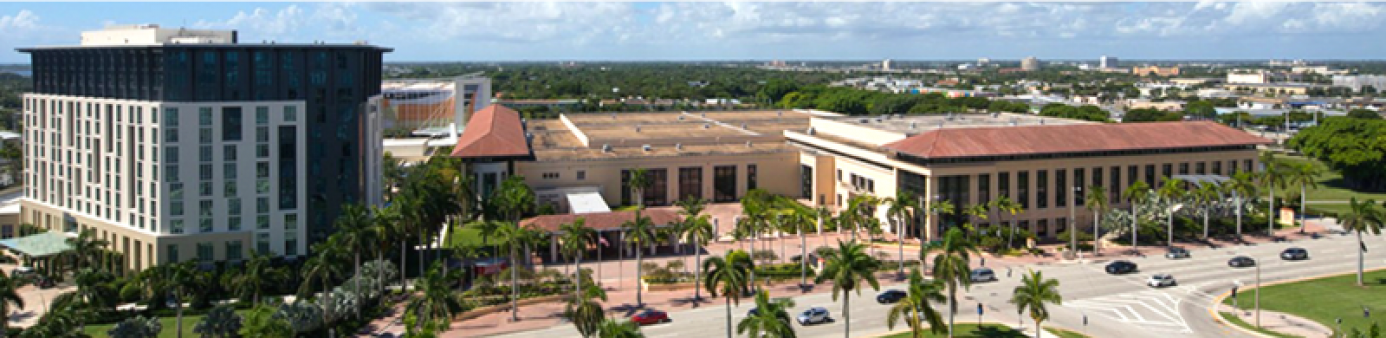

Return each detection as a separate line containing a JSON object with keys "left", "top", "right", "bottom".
{"left": 1132, "top": 66, "right": 1181, "bottom": 77}
{"left": 1227, "top": 72, "right": 1270, "bottom": 84}
{"left": 882, "top": 59, "right": 893, "bottom": 71}
{"left": 1100, "top": 55, "right": 1118, "bottom": 69}
{"left": 381, "top": 76, "right": 491, "bottom": 136}
{"left": 1020, "top": 57, "right": 1040, "bottom": 71}
{"left": 977, "top": 58, "right": 991, "bottom": 66}
{"left": 1332, "top": 75, "right": 1386, "bottom": 92}
{"left": 912, "top": 87, "right": 996, "bottom": 98}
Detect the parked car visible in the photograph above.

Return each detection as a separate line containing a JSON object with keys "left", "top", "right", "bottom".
{"left": 970, "top": 268, "right": 997, "bottom": 282}
{"left": 1165, "top": 247, "right": 1191, "bottom": 259}
{"left": 10, "top": 266, "right": 34, "bottom": 277}
{"left": 1147, "top": 274, "right": 1177, "bottom": 288}
{"left": 1105, "top": 260, "right": 1138, "bottom": 275}
{"left": 877, "top": 290, "right": 907, "bottom": 304}
{"left": 791, "top": 254, "right": 819, "bottom": 264}
{"left": 1228, "top": 256, "right": 1257, "bottom": 268}
{"left": 1280, "top": 248, "right": 1309, "bottom": 261}
{"left": 630, "top": 309, "right": 670, "bottom": 325}
{"left": 796, "top": 307, "right": 831, "bottom": 325}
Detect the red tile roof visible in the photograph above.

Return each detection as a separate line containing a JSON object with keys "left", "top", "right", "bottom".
{"left": 450, "top": 105, "right": 531, "bottom": 159}
{"left": 882, "top": 121, "right": 1271, "bottom": 160}
{"left": 520, "top": 209, "right": 682, "bottom": 233}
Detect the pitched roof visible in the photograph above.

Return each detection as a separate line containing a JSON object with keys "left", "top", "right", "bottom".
{"left": 520, "top": 209, "right": 682, "bottom": 233}
{"left": 882, "top": 121, "right": 1272, "bottom": 160}
{"left": 450, "top": 104, "right": 531, "bottom": 159}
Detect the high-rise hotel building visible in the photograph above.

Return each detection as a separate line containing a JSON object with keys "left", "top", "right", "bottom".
{"left": 18, "top": 25, "right": 389, "bottom": 270}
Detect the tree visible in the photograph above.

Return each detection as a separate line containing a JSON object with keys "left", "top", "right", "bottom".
{"left": 1122, "top": 108, "right": 1181, "bottom": 123}
{"left": 1259, "top": 152, "right": 1288, "bottom": 236}
{"left": 883, "top": 191, "right": 918, "bottom": 278}
{"left": 1009, "top": 270, "right": 1063, "bottom": 338}
{"left": 566, "top": 282, "right": 608, "bottom": 338}
{"left": 108, "top": 316, "right": 162, "bottom": 338}
{"left": 560, "top": 217, "right": 597, "bottom": 297}
{"left": 498, "top": 224, "right": 546, "bottom": 322}
{"left": 239, "top": 303, "right": 294, "bottom": 337}
{"left": 678, "top": 197, "right": 715, "bottom": 301}
{"left": 166, "top": 261, "right": 204, "bottom": 337}
{"left": 596, "top": 318, "right": 644, "bottom": 338}
{"left": 334, "top": 203, "right": 374, "bottom": 318}
{"left": 703, "top": 255, "right": 748, "bottom": 338}
{"left": 737, "top": 290, "right": 797, "bottom": 338}
{"left": 64, "top": 228, "right": 109, "bottom": 273}
{"left": 0, "top": 270, "right": 22, "bottom": 336}
{"left": 1192, "top": 182, "right": 1222, "bottom": 240}
{"left": 407, "top": 263, "right": 465, "bottom": 332}
{"left": 1223, "top": 172, "right": 1259, "bottom": 238}
{"left": 1347, "top": 109, "right": 1382, "bottom": 120}
{"left": 623, "top": 209, "right": 658, "bottom": 307}
{"left": 1084, "top": 185, "right": 1109, "bottom": 253}
{"left": 1288, "top": 118, "right": 1386, "bottom": 191}
{"left": 885, "top": 268, "right": 947, "bottom": 338}
{"left": 232, "top": 252, "right": 283, "bottom": 307}
{"left": 1185, "top": 100, "right": 1217, "bottom": 119}
{"left": 990, "top": 196, "right": 1023, "bottom": 251}
{"left": 932, "top": 228, "right": 978, "bottom": 338}
{"left": 1122, "top": 181, "right": 1152, "bottom": 251}
{"left": 1341, "top": 198, "right": 1383, "bottom": 286}
{"left": 1284, "top": 162, "right": 1322, "bottom": 234}
{"left": 814, "top": 241, "right": 881, "bottom": 338}
{"left": 1156, "top": 178, "right": 1186, "bottom": 246}
{"left": 627, "top": 168, "right": 652, "bottom": 208}
{"left": 193, "top": 304, "right": 243, "bottom": 338}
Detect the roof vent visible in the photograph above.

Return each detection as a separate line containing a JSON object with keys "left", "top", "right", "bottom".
{"left": 611, "top": 113, "right": 617, "bottom": 120}
{"left": 635, "top": 125, "right": 642, "bottom": 133}
{"left": 991, "top": 112, "right": 1000, "bottom": 118}
{"left": 859, "top": 118, "right": 869, "bottom": 124}
{"left": 741, "top": 123, "right": 747, "bottom": 129}
{"left": 642, "top": 144, "right": 652, "bottom": 152}
{"left": 677, "top": 115, "right": 685, "bottom": 121}
{"left": 806, "top": 126, "right": 816, "bottom": 135}
{"left": 938, "top": 121, "right": 945, "bottom": 129}
{"left": 777, "top": 111, "right": 784, "bottom": 116}
{"left": 875, "top": 117, "right": 883, "bottom": 123}
{"left": 703, "top": 123, "right": 711, "bottom": 129}
{"left": 602, "top": 144, "right": 612, "bottom": 152}
{"left": 675, "top": 143, "right": 683, "bottom": 151}
{"left": 701, "top": 112, "right": 707, "bottom": 118}
{"left": 1010, "top": 118, "right": 1018, "bottom": 126}
{"left": 746, "top": 141, "right": 754, "bottom": 147}
{"left": 910, "top": 121, "right": 917, "bottom": 129}
{"left": 1040, "top": 119, "right": 1046, "bottom": 125}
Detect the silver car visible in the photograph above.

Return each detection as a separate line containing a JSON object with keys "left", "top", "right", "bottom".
{"left": 1147, "top": 274, "right": 1177, "bottom": 288}
{"left": 797, "top": 307, "right": 831, "bottom": 325}
{"left": 970, "top": 268, "right": 997, "bottom": 282}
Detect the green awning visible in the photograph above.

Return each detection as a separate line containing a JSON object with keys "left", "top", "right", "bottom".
{"left": 0, "top": 232, "right": 72, "bottom": 258}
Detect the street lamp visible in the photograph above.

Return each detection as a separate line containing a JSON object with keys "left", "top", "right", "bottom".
{"left": 1070, "top": 185, "right": 1080, "bottom": 255}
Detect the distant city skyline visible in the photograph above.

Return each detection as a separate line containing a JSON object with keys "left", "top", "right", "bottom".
{"left": 1, "top": 2, "right": 1385, "bottom": 64}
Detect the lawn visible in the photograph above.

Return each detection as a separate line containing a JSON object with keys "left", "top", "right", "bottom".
{"left": 83, "top": 309, "right": 250, "bottom": 338}
{"left": 1218, "top": 312, "right": 1300, "bottom": 338}
{"left": 445, "top": 225, "right": 507, "bottom": 248}
{"left": 880, "top": 323, "right": 1028, "bottom": 338}
{"left": 1274, "top": 154, "right": 1386, "bottom": 216}
{"left": 1222, "top": 269, "right": 1386, "bottom": 336}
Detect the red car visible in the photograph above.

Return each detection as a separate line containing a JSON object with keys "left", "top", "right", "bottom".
{"left": 630, "top": 309, "right": 670, "bottom": 325}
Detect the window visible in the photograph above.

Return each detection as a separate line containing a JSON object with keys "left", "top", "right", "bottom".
{"left": 998, "top": 172, "right": 1010, "bottom": 201}
{"left": 224, "top": 163, "right": 237, "bottom": 179}
{"left": 1110, "top": 167, "right": 1121, "bottom": 203}
{"left": 576, "top": 170, "right": 586, "bottom": 180}
{"left": 255, "top": 107, "right": 269, "bottom": 125}
{"left": 222, "top": 107, "right": 242, "bottom": 141}
{"left": 284, "top": 106, "right": 297, "bottom": 122}
{"left": 200, "top": 145, "right": 213, "bottom": 162}
{"left": 199, "top": 182, "right": 213, "bottom": 197}
{"left": 1212, "top": 161, "right": 1222, "bottom": 175}
{"left": 1017, "top": 171, "right": 1030, "bottom": 209}
{"left": 1036, "top": 170, "right": 1048, "bottom": 209}
{"left": 679, "top": 167, "right": 703, "bottom": 201}
{"left": 200, "top": 164, "right": 213, "bottom": 180}
{"left": 799, "top": 165, "right": 813, "bottom": 199}
{"left": 1056, "top": 169, "right": 1066, "bottom": 208}
{"left": 228, "top": 198, "right": 241, "bottom": 215}
{"left": 224, "top": 145, "right": 237, "bottom": 161}
{"left": 226, "top": 241, "right": 242, "bottom": 261}
{"left": 1074, "top": 168, "right": 1085, "bottom": 206}
{"left": 256, "top": 126, "right": 269, "bottom": 142}
{"left": 1038, "top": 219, "right": 1049, "bottom": 238}
{"left": 714, "top": 166, "right": 737, "bottom": 202}
{"left": 256, "top": 215, "right": 269, "bottom": 230}
{"left": 978, "top": 174, "right": 991, "bottom": 206}
{"left": 167, "top": 245, "right": 179, "bottom": 263}
{"left": 257, "top": 144, "right": 269, "bottom": 158}
{"left": 200, "top": 216, "right": 213, "bottom": 233}
{"left": 165, "top": 147, "right": 179, "bottom": 164}
{"left": 165, "top": 128, "right": 178, "bottom": 142}
{"left": 1196, "top": 162, "right": 1206, "bottom": 175}
{"left": 228, "top": 216, "right": 241, "bottom": 231}
{"left": 171, "top": 219, "right": 184, "bottom": 234}
{"left": 169, "top": 182, "right": 184, "bottom": 200}
{"left": 197, "top": 242, "right": 214, "bottom": 263}
{"left": 257, "top": 233, "right": 270, "bottom": 254}
{"left": 1179, "top": 162, "right": 1189, "bottom": 175}
{"left": 747, "top": 165, "right": 758, "bottom": 190}
{"left": 257, "top": 198, "right": 269, "bottom": 214}
{"left": 641, "top": 169, "right": 669, "bottom": 206}
{"left": 257, "top": 179, "right": 270, "bottom": 194}
{"left": 284, "top": 214, "right": 297, "bottom": 230}
{"left": 541, "top": 172, "right": 559, "bottom": 179}
{"left": 165, "top": 108, "right": 180, "bottom": 126}
{"left": 170, "top": 200, "right": 184, "bottom": 216}
{"left": 199, "top": 128, "right": 212, "bottom": 144}
{"left": 256, "top": 162, "right": 269, "bottom": 178}
{"left": 199, "top": 107, "right": 213, "bottom": 126}
{"left": 224, "top": 182, "right": 237, "bottom": 196}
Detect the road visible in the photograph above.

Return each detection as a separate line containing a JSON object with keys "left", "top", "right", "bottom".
{"left": 492, "top": 230, "right": 1383, "bottom": 338}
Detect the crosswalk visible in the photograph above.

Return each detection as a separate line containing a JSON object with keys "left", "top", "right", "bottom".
{"left": 1065, "top": 290, "right": 1194, "bottom": 334}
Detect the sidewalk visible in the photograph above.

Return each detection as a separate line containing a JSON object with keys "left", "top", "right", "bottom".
{"left": 1216, "top": 303, "right": 1334, "bottom": 337}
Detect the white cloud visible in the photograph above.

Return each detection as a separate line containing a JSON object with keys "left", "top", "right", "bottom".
{"left": 0, "top": 9, "right": 39, "bottom": 33}
{"left": 194, "top": 5, "right": 305, "bottom": 40}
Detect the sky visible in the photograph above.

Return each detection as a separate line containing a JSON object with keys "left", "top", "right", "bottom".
{"left": 1, "top": 2, "right": 1385, "bottom": 63}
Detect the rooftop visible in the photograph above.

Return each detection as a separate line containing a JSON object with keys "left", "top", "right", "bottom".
{"left": 531, "top": 110, "right": 810, "bottom": 161}
{"left": 449, "top": 105, "right": 531, "bottom": 160}
{"left": 827, "top": 112, "right": 1092, "bottom": 137}
{"left": 883, "top": 121, "right": 1272, "bottom": 160}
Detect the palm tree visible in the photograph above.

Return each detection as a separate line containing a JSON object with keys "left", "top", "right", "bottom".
{"left": 193, "top": 304, "right": 242, "bottom": 338}
{"left": 1084, "top": 185, "right": 1109, "bottom": 253}
{"left": 64, "top": 228, "right": 109, "bottom": 272}
{"left": 1156, "top": 178, "right": 1186, "bottom": 247}
{"left": 814, "top": 241, "right": 881, "bottom": 338}
{"left": 990, "top": 196, "right": 1023, "bottom": 251}
{"left": 370, "top": 204, "right": 400, "bottom": 296}
{"left": 932, "top": 228, "right": 978, "bottom": 338}
{"left": 703, "top": 255, "right": 748, "bottom": 338}
{"left": 1340, "top": 198, "right": 1383, "bottom": 286}
{"left": 1192, "top": 182, "right": 1222, "bottom": 239}
{"left": 843, "top": 194, "right": 879, "bottom": 243}
{"left": 567, "top": 282, "right": 608, "bottom": 338}
{"left": 1259, "top": 152, "right": 1287, "bottom": 236}
{"left": 166, "top": 261, "right": 202, "bottom": 338}
{"left": 407, "top": 263, "right": 464, "bottom": 332}
{"left": 678, "top": 197, "right": 715, "bottom": 301}
{"left": 469, "top": 219, "right": 505, "bottom": 267}
{"left": 334, "top": 203, "right": 374, "bottom": 318}
{"left": 299, "top": 239, "right": 346, "bottom": 330}
{"left": 1223, "top": 172, "right": 1259, "bottom": 239}
{"left": 239, "top": 303, "right": 294, "bottom": 337}
{"left": 775, "top": 202, "right": 816, "bottom": 288}
{"left": 1009, "top": 270, "right": 1063, "bottom": 338}
{"left": 886, "top": 268, "right": 947, "bottom": 338}
{"left": 627, "top": 168, "right": 651, "bottom": 208}
{"left": 560, "top": 217, "right": 597, "bottom": 296}
{"left": 0, "top": 270, "right": 23, "bottom": 337}
{"left": 497, "top": 223, "right": 546, "bottom": 322}
{"left": 622, "top": 209, "right": 658, "bottom": 307}
{"left": 1285, "top": 162, "right": 1322, "bottom": 234}
{"left": 883, "top": 192, "right": 917, "bottom": 278}
{"left": 737, "top": 290, "right": 797, "bottom": 338}
{"left": 596, "top": 317, "right": 644, "bottom": 338}
{"left": 1122, "top": 181, "right": 1152, "bottom": 253}
{"left": 108, "top": 315, "right": 163, "bottom": 338}
{"left": 231, "top": 252, "right": 282, "bottom": 307}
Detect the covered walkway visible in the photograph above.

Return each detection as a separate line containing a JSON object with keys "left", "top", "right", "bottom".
{"left": 0, "top": 232, "right": 71, "bottom": 276}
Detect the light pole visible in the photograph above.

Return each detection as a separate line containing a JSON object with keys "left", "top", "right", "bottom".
{"left": 1255, "top": 260, "right": 1262, "bottom": 328}
{"left": 1070, "top": 185, "right": 1080, "bottom": 255}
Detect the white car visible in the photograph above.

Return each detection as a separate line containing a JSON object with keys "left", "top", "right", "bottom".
{"left": 970, "top": 268, "right": 997, "bottom": 282}
{"left": 1147, "top": 274, "right": 1177, "bottom": 288}
{"left": 796, "top": 307, "right": 831, "bottom": 325}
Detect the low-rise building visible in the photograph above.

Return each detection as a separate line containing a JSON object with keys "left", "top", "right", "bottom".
{"left": 1132, "top": 66, "right": 1180, "bottom": 77}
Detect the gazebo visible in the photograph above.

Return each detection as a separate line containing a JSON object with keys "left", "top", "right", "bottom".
{"left": 0, "top": 232, "right": 72, "bottom": 276}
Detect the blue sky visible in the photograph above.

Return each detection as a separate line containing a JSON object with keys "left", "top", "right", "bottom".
{"left": 2, "top": 2, "right": 1385, "bottom": 63}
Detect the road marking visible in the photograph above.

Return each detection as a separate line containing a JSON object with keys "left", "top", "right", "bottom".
{"left": 1065, "top": 290, "right": 1193, "bottom": 334}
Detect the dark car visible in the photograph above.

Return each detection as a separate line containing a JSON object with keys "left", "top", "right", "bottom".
{"left": 791, "top": 254, "right": 820, "bottom": 264}
{"left": 630, "top": 309, "right": 670, "bottom": 325}
{"left": 877, "top": 290, "right": 907, "bottom": 304}
{"left": 1105, "top": 260, "right": 1138, "bottom": 274}
{"left": 1165, "top": 247, "right": 1191, "bottom": 259}
{"left": 1281, "top": 248, "right": 1309, "bottom": 261}
{"left": 1228, "top": 256, "right": 1257, "bottom": 268}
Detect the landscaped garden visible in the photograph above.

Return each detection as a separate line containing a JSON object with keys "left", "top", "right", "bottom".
{"left": 1222, "top": 269, "right": 1386, "bottom": 335}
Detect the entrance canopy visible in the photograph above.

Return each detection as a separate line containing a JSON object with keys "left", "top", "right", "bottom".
{"left": 566, "top": 191, "right": 612, "bottom": 214}
{"left": 0, "top": 232, "right": 72, "bottom": 258}
{"left": 1172, "top": 174, "right": 1229, "bottom": 188}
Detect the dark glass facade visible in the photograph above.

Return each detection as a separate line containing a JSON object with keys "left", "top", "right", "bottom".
{"left": 25, "top": 44, "right": 388, "bottom": 245}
